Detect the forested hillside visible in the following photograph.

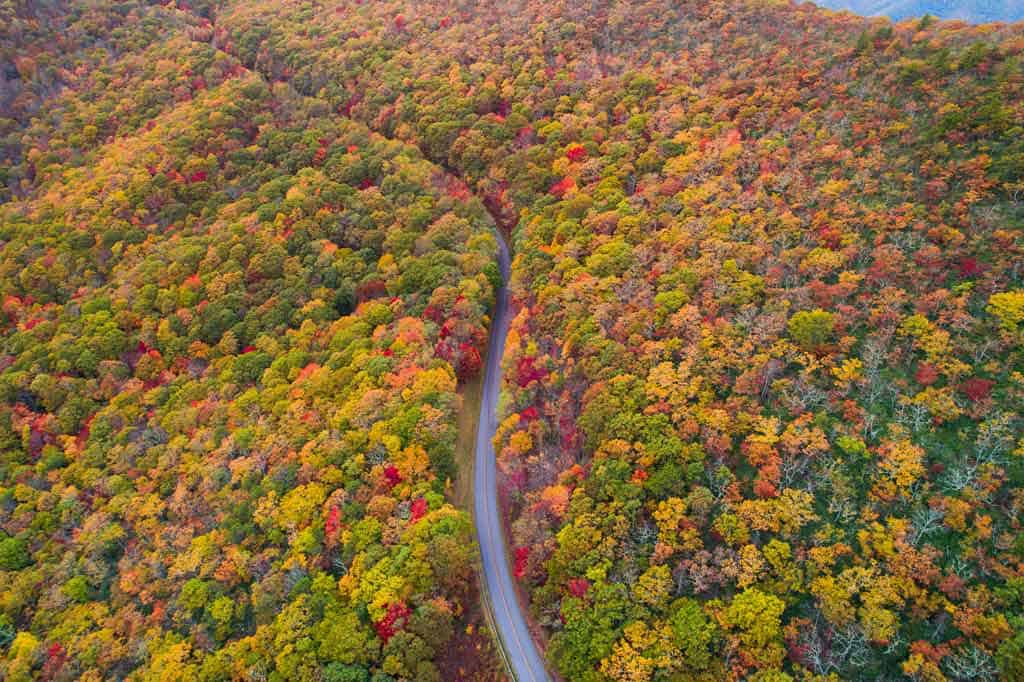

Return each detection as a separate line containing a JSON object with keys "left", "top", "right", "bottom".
{"left": 3, "top": 0, "right": 1024, "bottom": 680}
{"left": 0, "top": 2, "right": 503, "bottom": 680}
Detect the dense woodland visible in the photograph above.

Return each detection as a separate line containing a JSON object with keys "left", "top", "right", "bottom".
{"left": 0, "top": 2, "right": 503, "bottom": 680}
{"left": 2, "top": 0, "right": 1024, "bottom": 680}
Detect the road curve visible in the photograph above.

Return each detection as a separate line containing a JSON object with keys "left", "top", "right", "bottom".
{"left": 474, "top": 227, "right": 551, "bottom": 682}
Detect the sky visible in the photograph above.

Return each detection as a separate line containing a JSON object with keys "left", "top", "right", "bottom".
{"left": 811, "top": 0, "right": 1024, "bottom": 23}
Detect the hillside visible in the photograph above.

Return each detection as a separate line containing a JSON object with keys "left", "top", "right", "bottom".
{"left": 2, "top": 0, "right": 1024, "bottom": 681}
{"left": 0, "top": 2, "right": 505, "bottom": 681}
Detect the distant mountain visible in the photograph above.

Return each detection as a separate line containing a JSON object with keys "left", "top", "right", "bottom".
{"left": 813, "top": 0, "right": 1024, "bottom": 22}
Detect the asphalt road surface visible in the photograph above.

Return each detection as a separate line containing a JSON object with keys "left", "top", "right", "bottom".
{"left": 473, "top": 227, "right": 550, "bottom": 682}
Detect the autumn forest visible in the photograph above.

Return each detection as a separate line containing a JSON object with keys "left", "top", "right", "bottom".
{"left": 1, "top": 0, "right": 1023, "bottom": 680}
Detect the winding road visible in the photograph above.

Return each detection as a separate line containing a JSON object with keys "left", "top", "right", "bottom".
{"left": 181, "top": 9, "right": 542, "bottom": 677}
{"left": 473, "top": 227, "right": 551, "bottom": 682}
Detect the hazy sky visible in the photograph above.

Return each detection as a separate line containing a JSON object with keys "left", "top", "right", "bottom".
{"left": 812, "top": 0, "right": 1024, "bottom": 23}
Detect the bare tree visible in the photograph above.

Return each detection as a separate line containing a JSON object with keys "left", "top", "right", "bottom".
{"left": 798, "top": 614, "right": 873, "bottom": 676}
{"left": 908, "top": 506, "right": 945, "bottom": 547}
{"left": 975, "top": 412, "right": 1016, "bottom": 464}
{"left": 972, "top": 338, "right": 998, "bottom": 364}
{"left": 830, "top": 624, "right": 872, "bottom": 670}
{"left": 942, "top": 645, "right": 998, "bottom": 681}
{"left": 941, "top": 460, "right": 978, "bottom": 494}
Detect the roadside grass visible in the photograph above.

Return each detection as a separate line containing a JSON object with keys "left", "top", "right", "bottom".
{"left": 452, "top": 372, "right": 484, "bottom": 511}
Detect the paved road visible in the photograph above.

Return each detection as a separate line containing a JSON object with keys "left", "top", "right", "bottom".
{"left": 474, "top": 228, "right": 551, "bottom": 682}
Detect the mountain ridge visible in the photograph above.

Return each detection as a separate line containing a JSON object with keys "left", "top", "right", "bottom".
{"left": 813, "top": 0, "right": 1024, "bottom": 23}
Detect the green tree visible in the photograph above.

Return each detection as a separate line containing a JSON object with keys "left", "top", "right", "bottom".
{"left": 668, "top": 597, "right": 717, "bottom": 671}
{"left": 316, "top": 610, "right": 379, "bottom": 665}
{"left": 787, "top": 309, "right": 836, "bottom": 350}
{"left": 724, "top": 588, "right": 786, "bottom": 670}
{"left": 0, "top": 536, "right": 30, "bottom": 571}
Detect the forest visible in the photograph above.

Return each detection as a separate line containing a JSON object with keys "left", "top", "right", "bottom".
{"left": 2, "top": 0, "right": 1024, "bottom": 680}
{"left": 0, "top": 2, "right": 503, "bottom": 680}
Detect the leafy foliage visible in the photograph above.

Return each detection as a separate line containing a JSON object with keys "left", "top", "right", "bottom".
{"left": 3, "top": 0, "right": 1024, "bottom": 680}
{"left": 0, "top": 2, "right": 500, "bottom": 680}
{"left": 210, "top": 0, "right": 1024, "bottom": 678}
